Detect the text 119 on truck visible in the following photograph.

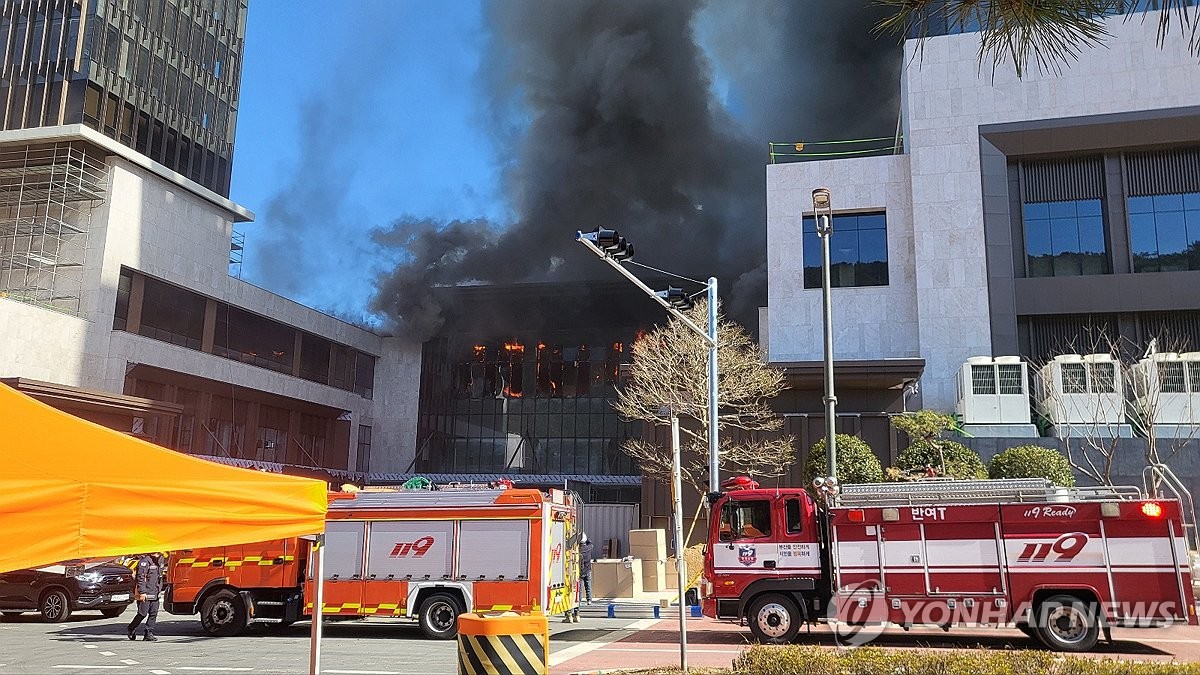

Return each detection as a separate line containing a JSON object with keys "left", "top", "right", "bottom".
{"left": 700, "top": 470, "right": 1198, "bottom": 651}
{"left": 164, "top": 484, "right": 580, "bottom": 639}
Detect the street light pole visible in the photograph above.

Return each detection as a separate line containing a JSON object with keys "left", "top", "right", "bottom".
{"left": 670, "top": 412, "right": 688, "bottom": 673}
{"left": 706, "top": 277, "right": 719, "bottom": 494}
{"left": 812, "top": 188, "right": 837, "bottom": 483}
{"left": 575, "top": 230, "right": 720, "bottom": 494}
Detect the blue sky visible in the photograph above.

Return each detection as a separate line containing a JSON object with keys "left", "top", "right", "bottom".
{"left": 230, "top": 1, "right": 506, "bottom": 322}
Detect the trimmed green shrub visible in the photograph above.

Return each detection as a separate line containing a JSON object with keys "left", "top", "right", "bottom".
{"left": 896, "top": 439, "right": 988, "bottom": 480}
{"left": 989, "top": 444, "right": 1076, "bottom": 487}
{"left": 803, "top": 434, "right": 883, "bottom": 487}
{"left": 731, "top": 645, "right": 1200, "bottom": 675}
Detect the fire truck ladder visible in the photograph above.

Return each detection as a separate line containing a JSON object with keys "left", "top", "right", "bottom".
{"left": 1144, "top": 463, "right": 1198, "bottom": 552}
{"left": 834, "top": 478, "right": 1142, "bottom": 507}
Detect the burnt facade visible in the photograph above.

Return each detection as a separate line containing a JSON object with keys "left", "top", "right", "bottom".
{"left": 415, "top": 282, "right": 674, "bottom": 501}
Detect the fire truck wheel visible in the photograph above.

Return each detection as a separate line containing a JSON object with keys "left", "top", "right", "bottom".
{"left": 200, "top": 589, "right": 248, "bottom": 637}
{"left": 418, "top": 592, "right": 463, "bottom": 640}
{"left": 746, "top": 593, "right": 800, "bottom": 644}
{"left": 1033, "top": 594, "right": 1099, "bottom": 652}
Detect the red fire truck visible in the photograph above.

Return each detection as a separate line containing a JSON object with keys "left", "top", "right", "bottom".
{"left": 701, "top": 472, "right": 1198, "bottom": 651}
{"left": 164, "top": 485, "right": 580, "bottom": 639}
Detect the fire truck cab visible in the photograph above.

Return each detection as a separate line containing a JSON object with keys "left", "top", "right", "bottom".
{"left": 165, "top": 485, "right": 580, "bottom": 639}
{"left": 702, "top": 472, "right": 1198, "bottom": 651}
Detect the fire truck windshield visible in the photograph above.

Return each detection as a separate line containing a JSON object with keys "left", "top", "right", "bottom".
{"left": 719, "top": 499, "right": 772, "bottom": 541}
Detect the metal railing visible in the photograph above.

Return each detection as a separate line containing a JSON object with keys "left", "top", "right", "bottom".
{"left": 835, "top": 477, "right": 1142, "bottom": 507}
{"left": 1144, "top": 463, "right": 1198, "bottom": 552}
{"left": 769, "top": 135, "right": 904, "bottom": 164}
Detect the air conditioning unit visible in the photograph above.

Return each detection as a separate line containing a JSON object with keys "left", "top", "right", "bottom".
{"left": 955, "top": 356, "right": 1030, "bottom": 424}
{"left": 1128, "top": 352, "right": 1200, "bottom": 433}
{"left": 1035, "top": 353, "right": 1125, "bottom": 428}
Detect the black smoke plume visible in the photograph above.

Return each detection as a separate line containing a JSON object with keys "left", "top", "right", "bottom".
{"left": 367, "top": 0, "right": 901, "bottom": 341}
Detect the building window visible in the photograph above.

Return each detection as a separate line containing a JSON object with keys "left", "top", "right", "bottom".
{"left": 212, "top": 304, "right": 295, "bottom": 374}
{"left": 298, "top": 413, "right": 327, "bottom": 467}
{"left": 113, "top": 267, "right": 132, "bottom": 330}
{"left": 1023, "top": 199, "right": 1109, "bottom": 277}
{"left": 138, "top": 276, "right": 206, "bottom": 349}
{"left": 1128, "top": 193, "right": 1200, "bottom": 273}
{"left": 356, "top": 425, "right": 372, "bottom": 473}
{"left": 802, "top": 212, "right": 888, "bottom": 289}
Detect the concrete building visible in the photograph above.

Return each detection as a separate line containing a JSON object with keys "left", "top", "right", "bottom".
{"left": 766, "top": 10, "right": 1200, "bottom": 442}
{"left": 0, "top": 1, "right": 420, "bottom": 478}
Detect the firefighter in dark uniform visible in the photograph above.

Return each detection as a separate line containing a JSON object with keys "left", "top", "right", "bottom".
{"left": 127, "top": 553, "right": 164, "bottom": 641}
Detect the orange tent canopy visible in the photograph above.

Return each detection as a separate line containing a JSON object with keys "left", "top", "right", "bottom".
{"left": 0, "top": 384, "right": 328, "bottom": 573}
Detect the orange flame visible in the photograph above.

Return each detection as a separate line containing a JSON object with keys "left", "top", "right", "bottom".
{"left": 504, "top": 341, "right": 525, "bottom": 354}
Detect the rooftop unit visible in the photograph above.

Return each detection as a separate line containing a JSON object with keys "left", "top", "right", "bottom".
{"left": 1034, "top": 354, "right": 1131, "bottom": 438}
{"left": 1128, "top": 352, "right": 1200, "bottom": 438}
{"left": 955, "top": 356, "right": 1031, "bottom": 424}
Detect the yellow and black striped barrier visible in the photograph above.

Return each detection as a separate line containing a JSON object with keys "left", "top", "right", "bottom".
{"left": 174, "top": 555, "right": 295, "bottom": 568}
{"left": 457, "top": 612, "right": 548, "bottom": 675}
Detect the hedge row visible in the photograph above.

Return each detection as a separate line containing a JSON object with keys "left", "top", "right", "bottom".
{"left": 730, "top": 645, "right": 1200, "bottom": 675}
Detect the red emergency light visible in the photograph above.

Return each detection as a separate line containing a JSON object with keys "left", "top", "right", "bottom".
{"left": 722, "top": 476, "right": 759, "bottom": 491}
{"left": 1141, "top": 501, "right": 1164, "bottom": 518}
{"left": 847, "top": 509, "right": 866, "bottom": 523}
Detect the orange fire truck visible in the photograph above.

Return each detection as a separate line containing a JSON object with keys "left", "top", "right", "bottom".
{"left": 164, "top": 484, "right": 580, "bottom": 638}
{"left": 702, "top": 471, "right": 1198, "bottom": 651}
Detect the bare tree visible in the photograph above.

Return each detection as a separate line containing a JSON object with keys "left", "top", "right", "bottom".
{"left": 615, "top": 300, "right": 795, "bottom": 538}
{"left": 1033, "top": 333, "right": 1199, "bottom": 485}
{"left": 877, "top": 1, "right": 1200, "bottom": 77}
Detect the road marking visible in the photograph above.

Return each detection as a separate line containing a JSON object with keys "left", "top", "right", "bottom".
{"left": 52, "top": 666, "right": 128, "bottom": 669}
{"left": 549, "top": 618, "right": 662, "bottom": 667}
{"left": 601, "top": 646, "right": 745, "bottom": 654}
{"left": 150, "top": 670, "right": 171, "bottom": 674}
{"left": 178, "top": 669, "right": 254, "bottom": 672}
{"left": 120, "top": 659, "right": 140, "bottom": 665}
{"left": 83, "top": 644, "right": 97, "bottom": 649}
{"left": 100, "top": 651, "right": 116, "bottom": 656}
{"left": 324, "top": 671, "right": 404, "bottom": 674}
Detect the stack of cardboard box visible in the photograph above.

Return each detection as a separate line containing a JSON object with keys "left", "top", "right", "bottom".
{"left": 591, "top": 558, "right": 642, "bottom": 598}
{"left": 629, "top": 529, "right": 667, "bottom": 592}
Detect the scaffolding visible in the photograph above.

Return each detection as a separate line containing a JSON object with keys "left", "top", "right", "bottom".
{"left": 0, "top": 142, "right": 108, "bottom": 314}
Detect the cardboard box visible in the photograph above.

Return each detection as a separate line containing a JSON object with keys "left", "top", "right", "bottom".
{"left": 665, "top": 557, "right": 679, "bottom": 589}
{"left": 640, "top": 559, "right": 666, "bottom": 592}
{"left": 629, "top": 529, "right": 667, "bottom": 560}
{"left": 591, "top": 559, "right": 643, "bottom": 598}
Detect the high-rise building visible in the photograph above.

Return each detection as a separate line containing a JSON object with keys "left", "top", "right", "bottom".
{"left": 0, "top": 1, "right": 422, "bottom": 481}
{"left": 0, "top": 0, "right": 243, "bottom": 196}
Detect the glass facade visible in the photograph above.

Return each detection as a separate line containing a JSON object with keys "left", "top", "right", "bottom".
{"left": 802, "top": 211, "right": 888, "bottom": 289}
{"left": 1023, "top": 198, "right": 1109, "bottom": 277}
{"left": 0, "top": 0, "right": 245, "bottom": 196}
{"left": 1128, "top": 193, "right": 1200, "bottom": 273}
{"left": 115, "top": 268, "right": 376, "bottom": 399}
{"left": 417, "top": 334, "right": 640, "bottom": 476}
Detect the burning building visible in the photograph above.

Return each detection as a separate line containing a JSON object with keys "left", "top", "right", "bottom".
{"left": 412, "top": 281, "right": 668, "bottom": 503}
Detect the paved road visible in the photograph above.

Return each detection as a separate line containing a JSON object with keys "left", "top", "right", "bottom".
{"left": 0, "top": 607, "right": 648, "bottom": 675}
{"left": 4, "top": 606, "right": 1199, "bottom": 674}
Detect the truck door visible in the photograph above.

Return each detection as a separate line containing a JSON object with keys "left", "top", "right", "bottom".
{"left": 919, "top": 505, "right": 1004, "bottom": 595}
{"left": 314, "top": 521, "right": 365, "bottom": 615}
{"left": 713, "top": 497, "right": 776, "bottom": 572}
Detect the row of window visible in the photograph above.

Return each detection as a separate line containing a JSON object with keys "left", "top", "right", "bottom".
{"left": 114, "top": 269, "right": 377, "bottom": 399}
{"left": 1025, "top": 193, "right": 1200, "bottom": 277}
